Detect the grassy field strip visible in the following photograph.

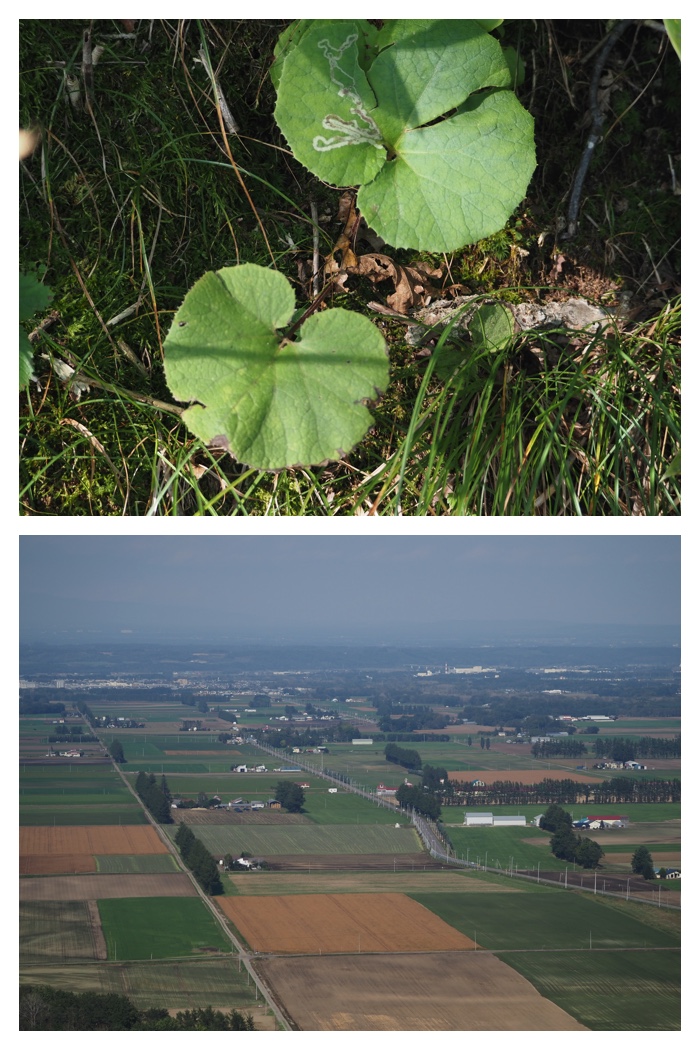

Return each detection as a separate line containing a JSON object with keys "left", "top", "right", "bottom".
{"left": 226, "top": 870, "right": 520, "bottom": 896}
{"left": 19, "top": 959, "right": 266, "bottom": 1015}
{"left": 498, "top": 948, "right": 680, "bottom": 1030}
{"left": 166, "top": 823, "right": 421, "bottom": 857}
{"left": 95, "top": 854, "right": 180, "bottom": 873}
{"left": 410, "top": 890, "right": 680, "bottom": 951}
{"left": 20, "top": 901, "right": 106, "bottom": 965}
{"left": 20, "top": 805, "right": 148, "bottom": 826}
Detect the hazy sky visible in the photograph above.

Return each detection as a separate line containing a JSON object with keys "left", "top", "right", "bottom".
{"left": 19, "top": 535, "right": 680, "bottom": 644}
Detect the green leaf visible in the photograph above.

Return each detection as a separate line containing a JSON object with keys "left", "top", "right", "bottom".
{"left": 274, "top": 19, "right": 536, "bottom": 253}
{"left": 663, "top": 19, "right": 680, "bottom": 60}
{"left": 163, "top": 264, "right": 388, "bottom": 470}
{"left": 358, "top": 91, "right": 536, "bottom": 252}
{"left": 19, "top": 271, "right": 52, "bottom": 390}
{"left": 468, "top": 302, "right": 514, "bottom": 352}
{"left": 368, "top": 20, "right": 511, "bottom": 143}
{"left": 273, "top": 21, "right": 385, "bottom": 189}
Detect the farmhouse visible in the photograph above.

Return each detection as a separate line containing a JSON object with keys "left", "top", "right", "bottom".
{"left": 376, "top": 783, "right": 398, "bottom": 796}
{"left": 657, "top": 868, "right": 681, "bottom": 879}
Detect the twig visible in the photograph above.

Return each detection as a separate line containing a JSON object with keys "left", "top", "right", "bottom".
{"left": 310, "top": 201, "right": 321, "bottom": 299}
{"left": 563, "top": 19, "right": 633, "bottom": 240}
{"left": 81, "top": 26, "right": 94, "bottom": 105}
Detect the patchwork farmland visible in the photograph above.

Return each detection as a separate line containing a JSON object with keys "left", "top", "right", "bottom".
{"left": 19, "top": 686, "right": 680, "bottom": 1030}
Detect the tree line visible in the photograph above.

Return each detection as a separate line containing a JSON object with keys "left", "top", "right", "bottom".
{"left": 174, "top": 823, "right": 223, "bottom": 894}
{"left": 134, "top": 771, "right": 173, "bottom": 823}
{"left": 384, "top": 743, "right": 422, "bottom": 770}
{"left": 592, "top": 735, "right": 680, "bottom": 760}
{"left": 19, "top": 986, "right": 253, "bottom": 1030}
{"left": 531, "top": 739, "right": 587, "bottom": 758}
{"left": 446, "top": 775, "right": 679, "bottom": 806}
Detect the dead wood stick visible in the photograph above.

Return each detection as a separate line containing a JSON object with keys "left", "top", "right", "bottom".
{"left": 563, "top": 19, "right": 633, "bottom": 239}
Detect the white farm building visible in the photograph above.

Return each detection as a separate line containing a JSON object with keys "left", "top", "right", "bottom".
{"left": 463, "top": 812, "right": 526, "bottom": 827}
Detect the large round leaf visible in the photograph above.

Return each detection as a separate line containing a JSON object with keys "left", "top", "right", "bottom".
{"left": 274, "top": 19, "right": 536, "bottom": 253}
{"left": 163, "top": 264, "right": 388, "bottom": 470}
{"left": 273, "top": 20, "right": 385, "bottom": 189}
{"left": 358, "top": 91, "right": 536, "bottom": 252}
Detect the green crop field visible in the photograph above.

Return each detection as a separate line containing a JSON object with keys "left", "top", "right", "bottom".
{"left": 446, "top": 824, "right": 568, "bottom": 872}
{"left": 20, "top": 958, "right": 266, "bottom": 1015}
{"left": 412, "top": 886, "right": 680, "bottom": 951}
{"left": 19, "top": 765, "right": 118, "bottom": 781}
{"left": 20, "top": 804, "right": 147, "bottom": 826}
{"left": 301, "top": 790, "right": 411, "bottom": 826}
{"left": 166, "top": 823, "right": 421, "bottom": 857}
{"left": 98, "top": 897, "right": 231, "bottom": 960}
{"left": 500, "top": 948, "right": 680, "bottom": 1030}
{"left": 95, "top": 854, "right": 181, "bottom": 874}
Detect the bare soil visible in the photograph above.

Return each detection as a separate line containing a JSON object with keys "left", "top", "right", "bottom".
{"left": 20, "top": 825, "right": 169, "bottom": 855}
{"left": 20, "top": 873, "right": 196, "bottom": 901}
{"left": 218, "top": 892, "right": 476, "bottom": 954}
{"left": 20, "top": 853, "right": 96, "bottom": 876}
{"left": 256, "top": 952, "right": 588, "bottom": 1030}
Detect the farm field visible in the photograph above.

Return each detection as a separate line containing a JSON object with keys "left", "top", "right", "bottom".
{"left": 166, "top": 822, "right": 421, "bottom": 857}
{"left": 20, "top": 873, "right": 196, "bottom": 900}
{"left": 98, "top": 897, "right": 231, "bottom": 960}
{"left": 225, "top": 870, "right": 515, "bottom": 896}
{"left": 20, "top": 804, "right": 148, "bottom": 826}
{"left": 20, "top": 825, "right": 169, "bottom": 856}
{"left": 18, "top": 698, "right": 680, "bottom": 1031}
{"left": 447, "top": 768, "right": 599, "bottom": 784}
{"left": 95, "top": 853, "right": 181, "bottom": 873}
{"left": 19, "top": 958, "right": 273, "bottom": 1020}
{"left": 20, "top": 900, "right": 107, "bottom": 964}
{"left": 218, "top": 892, "right": 476, "bottom": 954}
{"left": 446, "top": 818, "right": 681, "bottom": 876}
{"left": 255, "top": 953, "right": 588, "bottom": 1030}
{"left": 411, "top": 887, "right": 681, "bottom": 951}
{"left": 21, "top": 853, "right": 97, "bottom": 876}
{"left": 500, "top": 948, "right": 680, "bottom": 1030}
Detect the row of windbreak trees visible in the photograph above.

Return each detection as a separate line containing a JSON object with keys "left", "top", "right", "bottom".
{"left": 445, "top": 776, "right": 680, "bottom": 806}
{"left": 134, "top": 771, "right": 173, "bottom": 823}
{"left": 174, "top": 823, "right": 223, "bottom": 895}
{"left": 591, "top": 735, "right": 681, "bottom": 760}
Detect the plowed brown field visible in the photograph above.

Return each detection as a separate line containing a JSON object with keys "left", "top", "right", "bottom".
{"left": 218, "top": 892, "right": 475, "bottom": 954}
{"left": 20, "top": 854, "right": 96, "bottom": 875}
{"left": 20, "top": 826, "right": 168, "bottom": 856}
{"left": 447, "top": 769, "right": 596, "bottom": 784}
{"left": 20, "top": 873, "right": 196, "bottom": 900}
{"left": 256, "top": 952, "right": 589, "bottom": 1030}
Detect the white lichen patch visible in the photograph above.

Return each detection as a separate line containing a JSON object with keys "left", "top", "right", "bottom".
{"left": 313, "top": 34, "right": 383, "bottom": 153}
